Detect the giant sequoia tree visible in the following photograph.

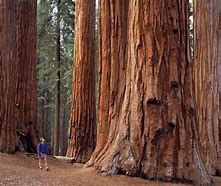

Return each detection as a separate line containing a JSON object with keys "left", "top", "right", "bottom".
{"left": 0, "top": 0, "right": 38, "bottom": 153}
{"left": 0, "top": 0, "right": 17, "bottom": 153}
{"left": 194, "top": 0, "right": 220, "bottom": 175}
{"left": 86, "top": 0, "right": 211, "bottom": 184}
{"left": 16, "top": 0, "right": 39, "bottom": 151}
{"left": 66, "top": 0, "right": 96, "bottom": 162}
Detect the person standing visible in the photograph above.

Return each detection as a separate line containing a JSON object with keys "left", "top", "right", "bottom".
{"left": 37, "top": 137, "right": 49, "bottom": 171}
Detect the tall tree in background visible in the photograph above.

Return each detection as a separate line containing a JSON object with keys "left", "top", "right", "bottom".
{"left": 86, "top": 0, "right": 211, "bottom": 184}
{"left": 194, "top": 0, "right": 220, "bottom": 174}
{"left": 37, "top": 0, "right": 58, "bottom": 153}
{"left": 37, "top": 0, "right": 75, "bottom": 155}
{"left": 59, "top": 0, "right": 75, "bottom": 155}
{"left": 66, "top": 0, "right": 96, "bottom": 163}
{"left": 54, "top": 0, "right": 61, "bottom": 156}
{"left": 16, "top": 0, "right": 39, "bottom": 152}
{"left": 0, "top": 0, "right": 17, "bottom": 153}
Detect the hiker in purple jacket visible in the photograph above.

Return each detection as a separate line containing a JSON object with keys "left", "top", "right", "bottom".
{"left": 37, "top": 137, "right": 49, "bottom": 171}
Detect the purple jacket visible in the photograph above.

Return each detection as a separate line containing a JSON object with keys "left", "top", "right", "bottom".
{"left": 37, "top": 143, "right": 48, "bottom": 157}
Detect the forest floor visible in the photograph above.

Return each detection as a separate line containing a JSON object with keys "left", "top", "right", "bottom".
{"left": 0, "top": 153, "right": 221, "bottom": 186}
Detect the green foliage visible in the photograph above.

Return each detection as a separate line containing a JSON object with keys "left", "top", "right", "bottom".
{"left": 37, "top": 0, "right": 75, "bottom": 142}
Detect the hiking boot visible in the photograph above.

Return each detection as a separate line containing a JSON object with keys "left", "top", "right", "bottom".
{"left": 46, "top": 167, "right": 49, "bottom": 171}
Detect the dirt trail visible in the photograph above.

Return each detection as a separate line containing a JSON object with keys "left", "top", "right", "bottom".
{"left": 0, "top": 153, "right": 220, "bottom": 186}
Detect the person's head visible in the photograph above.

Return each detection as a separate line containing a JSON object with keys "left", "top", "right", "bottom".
{"left": 40, "top": 137, "right": 45, "bottom": 143}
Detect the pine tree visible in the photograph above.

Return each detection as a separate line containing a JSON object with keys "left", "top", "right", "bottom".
{"left": 37, "top": 0, "right": 75, "bottom": 154}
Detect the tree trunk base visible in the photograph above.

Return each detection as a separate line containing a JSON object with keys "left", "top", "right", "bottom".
{"left": 16, "top": 129, "right": 36, "bottom": 153}
{"left": 85, "top": 141, "right": 213, "bottom": 186}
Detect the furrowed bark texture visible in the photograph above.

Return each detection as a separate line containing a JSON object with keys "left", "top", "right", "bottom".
{"left": 194, "top": 0, "right": 220, "bottom": 175}
{"left": 86, "top": 0, "right": 212, "bottom": 184}
{"left": 66, "top": 0, "right": 96, "bottom": 163}
{"left": 86, "top": 0, "right": 128, "bottom": 165}
{"left": 16, "top": 0, "right": 38, "bottom": 151}
{"left": 0, "top": 0, "right": 17, "bottom": 153}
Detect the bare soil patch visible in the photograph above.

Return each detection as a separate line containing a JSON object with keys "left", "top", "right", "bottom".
{"left": 0, "top": 153, "right": 220, "bottom": 186}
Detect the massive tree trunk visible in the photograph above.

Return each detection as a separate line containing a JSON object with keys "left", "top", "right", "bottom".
{"left": 86, "top": 0, "right": 212, "bottom": 184}
{"left": 54, "top": 0, "right": 61, "bottom": 156}
{"left": 194, "top": 0, "right": 220, "bottom": 175}
{"left": 16, "top": 0, "right": 39, "bottom": 152}
{"left": 86, "top": 0, "right": 128, "bottom": 166}
{"left": 0, "top": 0, "right": 17, "bottom": 153}
{"left": 66, "top": 0, "right": 96, "bottom": 163}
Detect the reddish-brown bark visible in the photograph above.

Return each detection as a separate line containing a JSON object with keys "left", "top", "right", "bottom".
{"left": 66, "top": 0, "right": 96, "bottom": 163}
{"left": 194, "top": 0, "right": 220, "bottom": 175}
{"left": 16, "top": 0, "right": 39, "bottom": 151}
{"left": 86, "top": 0, "right": 128, "bottom": 164}
{"left": 0, "top": 0, "right": 17, "bottom": 153}
{"left": 0, "top": 0, "right": 38, "bottom": 153}
{"left": 86, "top": 0, "right": 212, "bottom": 184}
